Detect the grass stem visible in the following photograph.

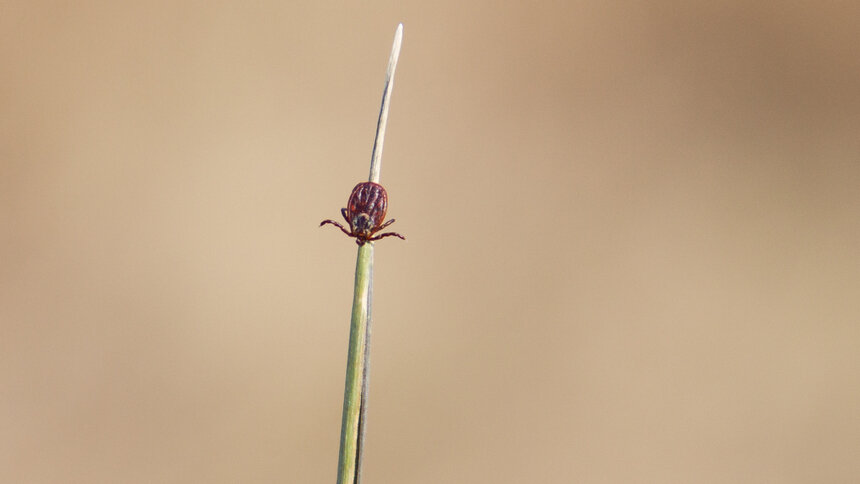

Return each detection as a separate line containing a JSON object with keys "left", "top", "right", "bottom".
{"left": 335, "top": 23, "right": 403, "bottom": 484}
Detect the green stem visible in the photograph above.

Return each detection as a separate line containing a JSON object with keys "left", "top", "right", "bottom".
{"left": 335, "top": 23, "right": 402, "bottom": 484}
{"left": 336, "top": 244, "right": 373, "bottom": 484}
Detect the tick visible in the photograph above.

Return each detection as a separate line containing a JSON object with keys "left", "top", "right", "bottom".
{"left": 320, "top": 182, "right": 406, "bottom": 246}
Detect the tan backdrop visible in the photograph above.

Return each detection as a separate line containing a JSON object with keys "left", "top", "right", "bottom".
{"left": 2, "top": 2, "right": 858, "bottom": 483}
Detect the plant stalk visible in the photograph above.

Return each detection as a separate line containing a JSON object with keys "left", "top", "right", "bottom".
{"left": 335, "top": 23, "right": 403, "bottom": 484}
{"left": 335, "top": 243, "right": 373, "bottom": 484}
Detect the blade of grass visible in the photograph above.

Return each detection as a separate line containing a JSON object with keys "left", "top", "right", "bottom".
{"left": 336, "top": 23, "right": 403, "bottom": 484}
{"left": 336, "top": 243, "right": 372, "bottom": 484}
{"left": 368, "top": 23, "right": 403, "bottom": 185}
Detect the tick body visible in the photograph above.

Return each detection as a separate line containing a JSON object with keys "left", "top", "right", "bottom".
{"left": 320, "top": 182, "right": 406, "bottom": 246}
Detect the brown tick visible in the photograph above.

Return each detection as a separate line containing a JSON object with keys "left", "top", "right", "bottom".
{"left": 320, "top": 182, "right": 406, "bottom": 246}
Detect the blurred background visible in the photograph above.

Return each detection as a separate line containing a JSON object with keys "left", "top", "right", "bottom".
{"left": 2, "top": 2, "right": 858, "bottom": 483}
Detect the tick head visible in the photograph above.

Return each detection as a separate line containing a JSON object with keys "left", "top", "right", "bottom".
{"left": 351, "top": 213, "right": 375, "bottom": 237}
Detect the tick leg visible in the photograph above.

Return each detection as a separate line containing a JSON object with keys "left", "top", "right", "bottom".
{"left": 320, "top": 219, "right": 352, "bottom": 237}
{"left": 372, "top": 218, "right": 396, "bottom": 233}
{"left": 368, "top": 231, "right": 405, "bottom": 242}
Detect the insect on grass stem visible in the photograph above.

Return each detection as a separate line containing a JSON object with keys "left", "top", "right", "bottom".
{"left": 335, "top": 23, "right": 403, "bottom": 484}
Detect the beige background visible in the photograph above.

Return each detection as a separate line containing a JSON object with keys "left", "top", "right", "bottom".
{"left": 2, "top": 2, "right": 859, "bottom": 483}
